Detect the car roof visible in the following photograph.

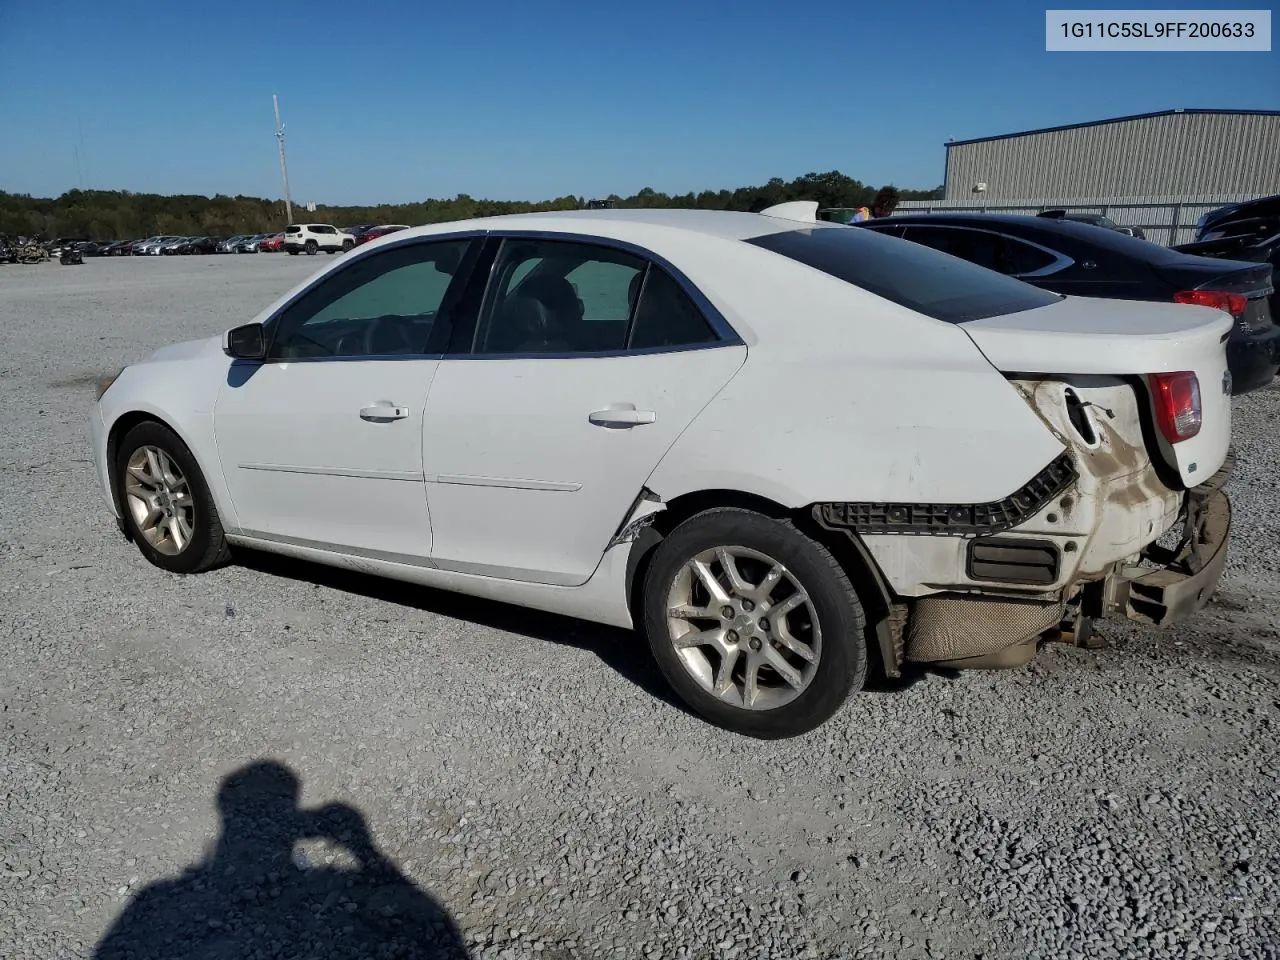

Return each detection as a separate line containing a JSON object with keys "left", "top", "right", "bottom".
{"left": 396, "top": 207, "right": 829, "bottom": 244}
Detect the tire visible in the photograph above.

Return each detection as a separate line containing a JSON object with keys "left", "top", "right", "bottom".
{"left": 114, "top": 421, "right": 231, "bottom": 575}
{"left": 305, "top": 240, "right": 318, "bottom": 255}
{"left": 642, "top": 508, "right": 866, "bottom": 738}
{"left": 342, "top": 239, "right": 354, "bottom": 252}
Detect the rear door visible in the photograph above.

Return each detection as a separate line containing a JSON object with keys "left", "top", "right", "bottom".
{"left": 421, "top": 235, "right": 747, "bottom": 586}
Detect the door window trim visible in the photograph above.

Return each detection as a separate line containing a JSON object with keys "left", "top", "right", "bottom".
{"left": 446, "top": 229, "right": 743, "bottom": 360}
{"left": 256, "top": 232, "right": 488, "bottom": 363}
{"left": 899, "top": 223, "right": 1075, "bottom": 279}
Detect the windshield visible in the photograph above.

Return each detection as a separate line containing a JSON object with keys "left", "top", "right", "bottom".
{"left": 746, "top": 226, "right": 1062, "bottom": 324}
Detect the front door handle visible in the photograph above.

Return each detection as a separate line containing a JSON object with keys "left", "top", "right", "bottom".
{"left": 589, "top": 406, "right": 657, "bottom": 428}
{"left": 360, "top": 402, "right": 409, "bottom": 422}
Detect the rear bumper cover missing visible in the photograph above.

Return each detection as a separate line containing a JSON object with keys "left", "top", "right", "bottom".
{"left": 1113, "top": 468, "right": 1232, "bottom": 627}
{"left": 902, "top": 450, "right": 1233, "bottom": 665}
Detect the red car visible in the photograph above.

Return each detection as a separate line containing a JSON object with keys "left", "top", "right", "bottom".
{"left": 259, "top": 233, "right": 285, "bottom": 252}
{"left": 354, "top": 224, "right": 410, "bottom": 246}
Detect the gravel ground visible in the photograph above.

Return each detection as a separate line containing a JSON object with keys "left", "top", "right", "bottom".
{"left": 1, "top": 255, "right": 1278, "bottom": 960}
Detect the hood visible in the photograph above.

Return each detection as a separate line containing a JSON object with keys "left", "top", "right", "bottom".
{"left": 145, "top": 336, "right": 224, "bottom": 364}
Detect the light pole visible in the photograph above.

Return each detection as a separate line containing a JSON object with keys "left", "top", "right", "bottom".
{"left": 273, "top": 94, "right": 294, "bottom": 225}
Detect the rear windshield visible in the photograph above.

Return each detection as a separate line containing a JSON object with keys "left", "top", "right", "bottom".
{"left": 746, "top": 226, "right": 1062, "bottom": 323}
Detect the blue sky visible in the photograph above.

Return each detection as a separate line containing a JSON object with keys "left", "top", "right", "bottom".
{"left": 0, "top": 0, "right": 1274, "bottom": 204}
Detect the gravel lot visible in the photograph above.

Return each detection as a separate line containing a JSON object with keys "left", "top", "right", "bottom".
{"left": 1, "top": 255, "right": 1278, "bottom": 960}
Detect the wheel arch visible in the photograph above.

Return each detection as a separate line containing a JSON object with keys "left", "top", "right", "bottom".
{"left": 624, "top": 487, "right": 902, "bottom": 680}
{"left": 104, "top": 408, "right": 230, "bottom": 534}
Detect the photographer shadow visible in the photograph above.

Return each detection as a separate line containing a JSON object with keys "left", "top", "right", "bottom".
{"left": 94, "top": 761, "right": 467, "bottom": 959}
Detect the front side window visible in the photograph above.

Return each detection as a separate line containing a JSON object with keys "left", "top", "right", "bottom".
{"left": 268, "top": 239, "right": 471, "bottom": 359}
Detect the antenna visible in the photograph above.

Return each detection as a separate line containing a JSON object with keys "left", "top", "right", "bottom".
{"left": 273, "top": 94, "right": 294, "bottom": 225}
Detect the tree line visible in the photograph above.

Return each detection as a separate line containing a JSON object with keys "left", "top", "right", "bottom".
{"left": 0, "top": 171, "right": 942, "bottom": 240}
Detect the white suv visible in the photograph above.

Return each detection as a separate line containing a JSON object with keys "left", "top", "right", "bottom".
{"left": 283, "top": 224, "right": 353, "bottom": 256}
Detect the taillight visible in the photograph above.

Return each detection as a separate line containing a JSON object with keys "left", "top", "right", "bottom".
{"left": 1148, "top": 372, "right": 1202, "bottom": 444}
{"left": 1175, "top": 289, "right": 1247, "bottom": 318}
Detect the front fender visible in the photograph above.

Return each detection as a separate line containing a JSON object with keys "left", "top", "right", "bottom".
{"left": 96, "top": 352, "right": 241, "bottom": 532}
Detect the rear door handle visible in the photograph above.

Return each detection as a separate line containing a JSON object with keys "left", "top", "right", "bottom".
{"left": 360, "top": 402, "right": 409, "bottom": 422}
{"left": 589, "top": 406, "right": 656, "bottom": 428}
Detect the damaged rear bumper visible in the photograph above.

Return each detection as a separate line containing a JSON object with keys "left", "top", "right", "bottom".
{"left": 896, "top": 450, "right": 1233, "bottom": 668}
{"left": 1109, "top": 453, "right": 1233, "bottom": 627}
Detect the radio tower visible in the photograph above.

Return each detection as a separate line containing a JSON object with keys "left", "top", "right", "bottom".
{"left": 273, "top": 94, "right": 294, "bottom": 225}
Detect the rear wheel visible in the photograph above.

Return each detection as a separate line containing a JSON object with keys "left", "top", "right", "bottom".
{"left": 115, "top": 422, "right": 231, "bottom": 574}
{"left": 642, "top": 508, "right": 866, "bottom": 738}
{"left": 305, "top": 240, "right": 318, "bottom": 255}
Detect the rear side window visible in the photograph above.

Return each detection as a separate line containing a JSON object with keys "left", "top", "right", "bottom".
{"left": 903, "top": 226, "right": 1059, "bottom": 277}
{"left": 746, "top": 226, "right": 1061, "bottom": 323}
{"left": 629, "top": 268, "right": 717, "bottom": 349}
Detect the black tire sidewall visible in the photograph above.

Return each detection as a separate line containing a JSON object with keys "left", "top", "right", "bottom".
{"left": 642, "top": 509, "right": 866, "bottom": 739}
{"left": 305, "top": 241, "right": 317, "bottom": 255}
{"left": 114, "top": 422, "right": 221, "bottom": 574}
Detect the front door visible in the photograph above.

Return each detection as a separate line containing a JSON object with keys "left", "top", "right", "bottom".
{"left": 213, "top": 237, "right": 476, "bottom": 561}
{"left": 422, "top": 237, "right": 746, "bottom": 586}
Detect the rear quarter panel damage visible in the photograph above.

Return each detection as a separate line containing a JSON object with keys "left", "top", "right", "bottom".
{"left": 858, "top": 376, "right": 1182, "bottom": 600}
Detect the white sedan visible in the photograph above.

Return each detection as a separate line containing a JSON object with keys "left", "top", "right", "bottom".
{"left": 90, "top": 203, "right": 1235, "bottom": 737}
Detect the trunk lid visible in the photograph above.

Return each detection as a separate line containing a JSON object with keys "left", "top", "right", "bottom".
{"left": 962, "top": 296, "right": 1233, "bottom": 489}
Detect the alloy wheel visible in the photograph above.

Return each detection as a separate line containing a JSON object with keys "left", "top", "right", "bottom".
{"left": 123, "top": 445, "right": 195, "bottom": 555}
{"left": 664, "top": 545, "right": 822, "bottom": 710}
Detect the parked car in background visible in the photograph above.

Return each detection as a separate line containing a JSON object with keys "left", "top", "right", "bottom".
{"left": 355, "top": 224, "right": 410, "bottom": 246}
{"left": 283, "top": 223, "right": 354, "bottom": 255}
{"left": 259, "top": 233, "right": 285, "bottom": 253}
{"left": 1194, "top": 193, "right": 1280, "bottom": 244}
{"left": 1037, "top": 209, "right": 1146, "bottom": 239}
{"left": 860, "top": 214, "right": 1278, "bottom": 395}
{"left": 179, "top": 237, "right": 220, "bottom": 255}
{"left": 160, "top": 237, "right": 192, "bottom": 255}
{"left": 91, "top": 203, "right": 1235, "bottom": 738}
{"left": 49, "top": 237, "right": 89, "bottom": 256}
{"left": 1176, "top": 221, "right": 1280, "bottom": 325}
{"left": 135, "top": 236, "right": 180, "bottom": 256}
{"left": 234, "top": 234, "right": 271, "bottom": 254}
{"left": 218, "top": 235, "right": 248, "bottom": 254}
{"left": 343, "top": 224, "right": 378, "bottom": 243}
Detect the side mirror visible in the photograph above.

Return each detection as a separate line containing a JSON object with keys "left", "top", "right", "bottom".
{"left": 223, "top": 323, "right": 266, "bottom": 360}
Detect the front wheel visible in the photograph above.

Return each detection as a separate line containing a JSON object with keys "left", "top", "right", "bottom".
{"left": 642, "top": 508, "right": 867, "bottom": 738}
{"left": 115, "top": 421, "right": 231, "bottom": 574}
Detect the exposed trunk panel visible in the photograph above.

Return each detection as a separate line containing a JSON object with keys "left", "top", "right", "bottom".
{"left": 962, "top": 297, "right": 1233, "bottom": 488}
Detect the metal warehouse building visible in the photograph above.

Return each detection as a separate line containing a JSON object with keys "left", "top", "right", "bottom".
{"left": 942, "top": 109, "right": 1279, "bottom": 202}
{"left": 897, "top": 109, "right": 1280, "bottom": 244}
